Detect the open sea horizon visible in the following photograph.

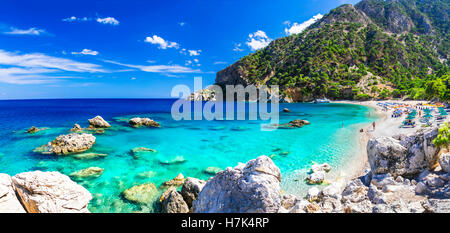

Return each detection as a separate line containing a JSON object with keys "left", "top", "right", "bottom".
{"left": 0, "top": 98, "right": 378, "bottom": 212}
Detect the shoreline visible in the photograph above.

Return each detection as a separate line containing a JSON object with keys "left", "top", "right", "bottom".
{"left": 330, "top": 100, "right": 429, "bottom": 181}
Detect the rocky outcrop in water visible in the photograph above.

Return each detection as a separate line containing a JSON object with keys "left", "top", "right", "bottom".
{"left": 193, "top": 155, "right": 281, "bottom": 213}
{"left": 129, "top": 117, "right": 160, "bottom": 128}
{"left": 1, "top": 171, "right": 92, "bottom": 213}
{"left": 88, "top": 116, "right": 111, "bottom": 129}
{"left": 34, "top": 133, "right": 96, "bottom": 155}
{"left": 26, "top": 126, "right": 48, "bottom": 134}
{"left": 69, "top": 124, "right": 83, "bottom": 132}
{"left": 367, "top": 127, "right": 439, "bottom": 177}
{"left": 272, "top": 119, "right": 311, "bottom": 129}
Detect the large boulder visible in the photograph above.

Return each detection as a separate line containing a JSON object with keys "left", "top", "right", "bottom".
{"left": 129, "top": 117, "right": 160, "bottom": 128}
{"left": 181, "top": 177, "right": 206, "bottom": 207}
{"left": 34, "top": 133, "right": 96, "bottom": 155}
{"left": 88, "top": 116, "right": 111, "bottom": 128}
{"left": 0, "top": 174, "right": 26, "bottom": 213}
{"left": 161, "top": 188, "right": 189, "bottom": 213}
{"left": 11, "top": 171, "right": 92, "bottom": 213}
{"left": 367, "top": 127, "right": 439, "bottom": 177}
{"left": 193, "top": 155, "right": 281, "bottom": 213}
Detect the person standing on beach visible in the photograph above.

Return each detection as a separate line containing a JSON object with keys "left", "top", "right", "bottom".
{"left": 372, "top": 122, "right": 376, "bottom": 130}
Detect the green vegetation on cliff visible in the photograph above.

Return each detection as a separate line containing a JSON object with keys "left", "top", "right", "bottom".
{"left": 217, "top": 0, "right": 449, "bottom": 101}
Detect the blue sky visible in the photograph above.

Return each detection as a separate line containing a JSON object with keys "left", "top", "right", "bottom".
{"left": 0, "top": 0, "right": 359, "bottom": 99}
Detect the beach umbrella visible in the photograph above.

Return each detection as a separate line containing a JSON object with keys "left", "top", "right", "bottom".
{"left": 424, "top": 114, "right": 433, "bottom": 118}
{"left": 406, "top": 115, "right": 415, "bottom": 119}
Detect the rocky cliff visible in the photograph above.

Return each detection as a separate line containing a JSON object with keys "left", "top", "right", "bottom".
{"left": 212, "top": 0, "right": 449, "bottom": 102}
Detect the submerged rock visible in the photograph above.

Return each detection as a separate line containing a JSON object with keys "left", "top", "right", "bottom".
{"left": 131, "top": 147, "right": 157, "bottom": 153}
{"left": 131, "top": 147, "right": 157, "bottom": 158}
{"left": 34, "top": 133, "right": 96, "bottom": 155}
{"left": 122, "top": 183, "right": 159, "bottom": 204}
{"left": 70, "top": 167, "right": 104, "bottom": 179}
{"left": 181, "top": 177, "right": 206, "bottom": 207}
{"left": 0, "top": 174, "right": 26, "bottom": 213}
{"left": 11, "top": 171, "right": 92, "bottom": 213}
{"left": 204, "top": 167, "right": 222, "bottom": 175}
{"left": 160, "top": 188, "right": 189, "bottom": 213}
{"left": 136, "top": 171, "right": 157, "bottom": 179}
{"left": 71, "top": 152, "right": 107, "bottom": 160}
{"left": 193, "top": 155, "right": 281, "bottom": 213}
{"left": 129, "top": 117, "right": 160, "bottom": 128}
{"left": 367, "top": 127, "right": 439, "bottom": 177}
{"left": 88, "top": 116, "right": 111, "bottom": 129}
{"left": 159, "top": 156, "right": 186, "bottom": 165}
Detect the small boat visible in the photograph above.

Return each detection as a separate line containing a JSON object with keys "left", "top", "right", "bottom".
{"left": 313, "top": 98, "right": 330, "bottom": 104}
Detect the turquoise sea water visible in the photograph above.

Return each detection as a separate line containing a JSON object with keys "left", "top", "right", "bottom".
{"left": 0, "top": 99, "right": 377, "bottom": 212}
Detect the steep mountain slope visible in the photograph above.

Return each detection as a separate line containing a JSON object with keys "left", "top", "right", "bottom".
{"left": 215, "top": 0, "right": 449, "bottom": 102}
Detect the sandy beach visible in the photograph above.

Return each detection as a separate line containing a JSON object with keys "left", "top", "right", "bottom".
{"left": 332, "top": 100, "right": 430, "bottom": 180}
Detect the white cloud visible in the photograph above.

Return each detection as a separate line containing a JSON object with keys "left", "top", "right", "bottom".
{"left": 214, "top": 61, "right": 228, "bottom": 65}
{"left": 145, "top": 35, "right": 179, "bottom": 49}
{"left": 246, "top": 30, "right": 272, "bottom": 51}
{"left": 96, "top": 17, "right": 119, "bottom": 25}
{"left": 188, "top": 49, "right": 201, "bottom": 56}
{"left": 4, "top": 27, "right": 46, "bottom": 36}
{"left": 233, "top": 43, "right": 243, "bottom": 52}
{"left": 0, "top": 50, "right": 104, "bottom": 73}
{"left": 71, "top": 49, "right": 99, "bottom": 56}
{"left": 284, "top": 13, "right": 323, "bottom": 35}
{"left": 178, "top": 22, "right": 186, "bottom": 26}
{"left": 104, "top": 60, "right": 201, "bottom": 74}
{"left": 62, "top": 16, "right": 90, "bottom": 22}
{"left": 131, "top": 77, "right": 136, "bottom": 80}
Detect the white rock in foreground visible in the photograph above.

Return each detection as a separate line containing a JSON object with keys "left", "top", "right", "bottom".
{"left": 11, "top": 171, "right": 92, "bottom": 213}
{"left": 193, "top": 155, "right": 281, "bottom": 213}
{"left": 0, "top": 174, "right": 26, "bottom": 213}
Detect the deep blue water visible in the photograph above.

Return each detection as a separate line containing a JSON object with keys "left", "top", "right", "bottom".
{"left": 0, "top": 99, "right": 377, "bottom": 212}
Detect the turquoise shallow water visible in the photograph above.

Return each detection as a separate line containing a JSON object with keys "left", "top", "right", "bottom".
{"left": 0, "top": 99, "right": 377, "bottom": 212}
